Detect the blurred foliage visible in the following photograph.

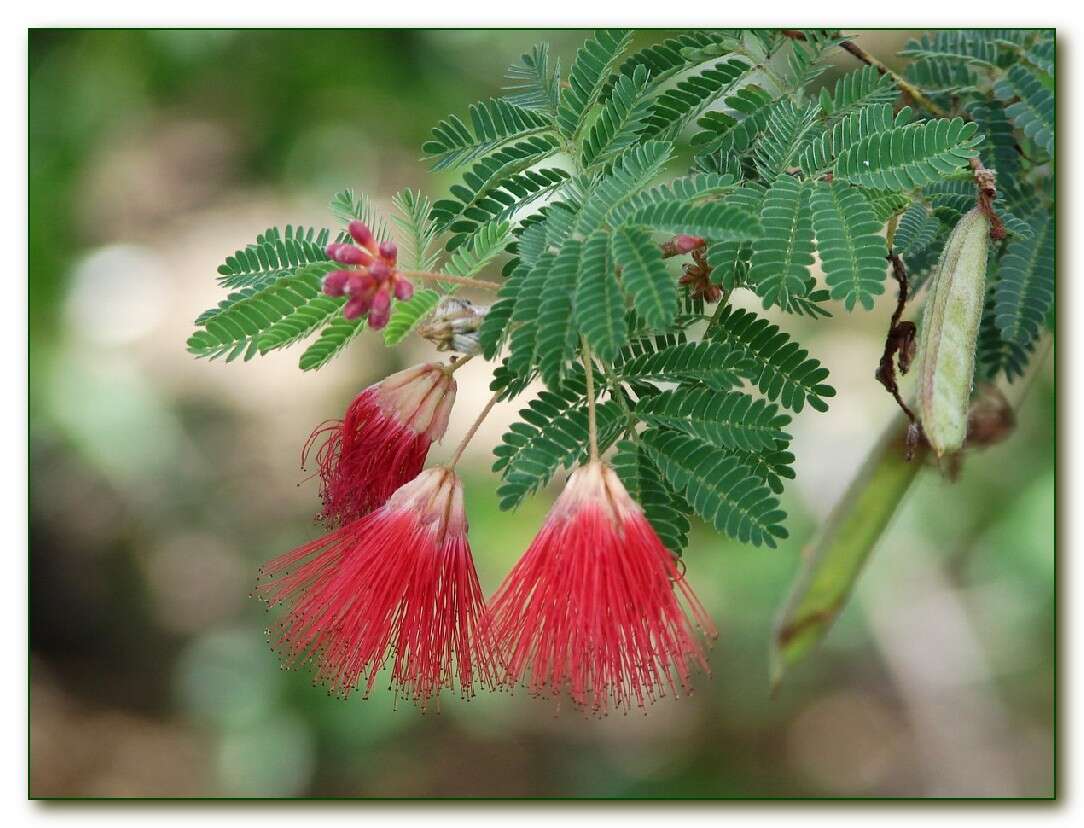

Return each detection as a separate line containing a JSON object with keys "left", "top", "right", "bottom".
{"left": 29, "top": 30, "right": 1054, "bottom": 798}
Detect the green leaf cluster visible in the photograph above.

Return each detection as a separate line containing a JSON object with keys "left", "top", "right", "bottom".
{"left": 191, "top": 28, "right": 1055, "bottom": 568}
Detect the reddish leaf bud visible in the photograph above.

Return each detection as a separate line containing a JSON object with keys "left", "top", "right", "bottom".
{"left": 348, "top": 220, "right": 374, "bottom": 248}
{"left": 394, "top": 277, "right": 414, "bottom": 301}
{"left": 322, "top": 270, "right": 351, "bottom": 297}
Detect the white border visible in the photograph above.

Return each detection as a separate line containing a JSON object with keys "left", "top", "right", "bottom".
{"left": 8, "top": 5, "right": 1074, "bottom": 824}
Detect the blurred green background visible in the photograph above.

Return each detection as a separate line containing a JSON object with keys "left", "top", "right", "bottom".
{"left": 28, "top": 30, "right": 1054, "bottom": 797}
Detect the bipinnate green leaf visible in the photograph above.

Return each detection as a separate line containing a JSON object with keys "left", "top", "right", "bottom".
{"left": 611, "top": 439, "right": 691, "bottom": 555}
{"left": 215, "top": 225, "right": 331, "bottom": 290}
{"left": 640, "top": 428, "right": 788, "bottom": 548}
{"left": 611, "top": 224, "right": 677, "bottom": 331}
{"left": 623, "top": 200, "right": 762, "bottom": 242}
{"left": 994, "top": 209, "right": 1055, "bottom": 349}
{"left": 423, "top": 98, "right": 553, "bottom": 170}
{"left": 299, "top": 316, "right": 365, "bottom": 371}
{"left": 833, "top": 117, "right": 983, "bottom": 190}
{"left": 809, "top": 181, "right": 888, "bottom": 311}
{"left": 994, "top": 64, "right": 1055, "bottom": 158}
{"left": 582, "top": 64, "right": 653, "bottom": 167}
{"left": 575, "top": 141, "right": 675, "bottom": 236}
{"left": 574, "top": 230, "right": 627, "bottom": 362}
{"left": 749, "top": 175, "right": 815, "bottom": 311}
{"left": 557, "top": 29, "right": 633, "bottom": 139}
{"left": 504, "top": 42, "right": 561, "bottom": 115}
{"left": 635, "top": 388, "right": 792, "bottom": 453}
{"left": 536, "top": 239, "right": 582, "bottom": 389}
{"left": 618, "top": 340, "right": 750, "bottom": 389}
{"left": 188, "top": 262, "right": 338, "bottom": 362}
{"left": 709, "top": 304, "right": 835, "bottom": 412}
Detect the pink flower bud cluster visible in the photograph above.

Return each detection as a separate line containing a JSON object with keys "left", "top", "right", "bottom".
{"left": 322, "top": 221, "right": 415, "bottom": 329}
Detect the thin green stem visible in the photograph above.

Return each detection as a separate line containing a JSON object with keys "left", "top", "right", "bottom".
{"left": 447, "top": 390, "right": 501, "bottom": 470}
{"left": 401, "top": 270, "right": 498, "bottom": 292}
{"left": 885, "top": 213, "right": 900, "bottom": 252}
{"left": 600, "top": 361, "right": 638, "bottom": 437}
{"left": 779, "top": 29, "right": 950, "bottom": 118}
{"left": 442, "top": 353, "right": 476, "bottom": 376}
{"left": 704, "top": 293, "right": 734, "bottom": 336}
{"left": 836, "top": 38, "right": 949, "bottom": 118}
{"left": 581, "top": 337, "right": 599, "bottom": 462}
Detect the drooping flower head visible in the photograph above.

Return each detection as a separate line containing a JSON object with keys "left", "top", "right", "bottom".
{"left": 304, "top": 362, "right": 455, "bottom": 525}
{"left": 322, "top": 220, "right": 414, "bottom": 330}
{"left": 257, "top": 467, "right": 493, "bottom": 708}
{"left": 487, "top": 461, "right": 717, "bottom": 715}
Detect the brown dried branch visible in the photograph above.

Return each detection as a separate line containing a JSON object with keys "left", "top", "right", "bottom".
{"left": 969, "top": 157, "right": 1007, "bottom": 241}
{"left": 874, "top": 250, "right": 919, "bottom": 445}
{"left": 781, "top": 29, "right": 949, "bottom": 118}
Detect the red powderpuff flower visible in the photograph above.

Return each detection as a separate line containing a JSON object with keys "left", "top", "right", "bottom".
{"left": 304, "top": 362, "right": 455, "bottom": 525}
{"left": 487, "top": 460, "right": 717, "bottom": 715}
{"left": 256, "top": 467, "right": 493, "bottom": 708}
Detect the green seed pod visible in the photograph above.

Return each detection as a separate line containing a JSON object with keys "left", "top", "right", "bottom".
{"left": 916, "top": 206, "right": 990, "bottom": 457}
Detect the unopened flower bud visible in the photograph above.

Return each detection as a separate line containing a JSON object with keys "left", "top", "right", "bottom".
{"left": 379, "top": 240, "right": 398, "bottom": 263}
{"left": 673, "top": 234, "right": 704, "bottom": 254}
{"left": 345, "top": 272, "right": 375, "bottom": 296}
{"left": 368, "top": 288, "right": 392, "bottom": 329}
{"left": 371, "top": 287, "right": 391, "bottom": 314}
{"left": 394, "top": 277, "right": 414, "bottom": 301}
{"left": 343, "top": 297, "right": 369, "bottom": 320}
{"left": 328, "top": 244, "right": 370, "bottom": 266}
{"left": 368, "top": 306, "right": 391, "bottom": 329}
{"left": 322, "top": 270, "right": 351, "bottom": 297}
{"left": 348, "top": 221, "right": 374, "bottom": 249}
{"left": 369, "top": 259, "right": 390, "bottom": 281}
